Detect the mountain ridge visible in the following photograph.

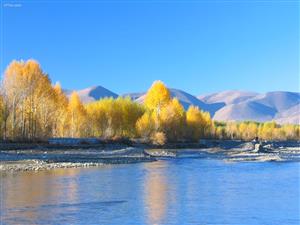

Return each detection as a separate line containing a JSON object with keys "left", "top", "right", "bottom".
{"left": 64, "top": 85, "right": 118, "bottom": 103}
{"left": 65, "top": 85, "right": 300, "bottom": 124}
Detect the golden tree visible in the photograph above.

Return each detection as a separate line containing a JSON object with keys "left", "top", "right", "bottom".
{"left": 259, "top": 121, "right": 276, "bottom": 140}
{"left": 85, "top": 101, "right": 108, "bottom": 137}
{"left": 136, "top": 111, "right": 156, "bottom": 139}
{"left": 225, "top": 122, "right": 239, "bottom": 139}
{"left": 281, "top": 124, "right": 298, "bottom": 140}
{"left": 2, "top": 59, "right": 58, "bottom": 140}
{"left": 186, "top": 106, "right": 203, "bottom": 141}
{"left": 137, "top": 81, "right": 172, "bottom": 142}
{"left": 53, "top": 83, "right": 69, "bottom": 137}
{"left": 145, "top": 80, "right": 171, "bottom": 113}
{"left": 160, "top": 98, "right": 185, "bottom": 141}
{"left": 68, "top": 91, "right": 87, "bottom": 138}
{"left": 115, "top": 97, "right": 145, "bottom": 137}
{"left": 238, "top": 122, "right": 248, "bottom": 140}
{"left": 186, "top": 106, "right": 213, "bottom": 141}
{"left": 247, "top": 122, "right": 258, "bottom": 140}
{"left": 0, "top": 86, "right": 10, "bottom": 140}
{"left": 86, "top": 97, "right": 144, "bottom": 138}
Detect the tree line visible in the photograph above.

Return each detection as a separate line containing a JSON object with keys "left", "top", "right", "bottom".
{"left": 0, "top": 60, "right": 299, "bottom": 143}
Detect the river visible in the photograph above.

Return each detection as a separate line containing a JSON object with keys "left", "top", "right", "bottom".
{"left": 1, "top": 157, "right": 299, "bottom": 225}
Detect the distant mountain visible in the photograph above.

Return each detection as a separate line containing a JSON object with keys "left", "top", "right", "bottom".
{"left": 274, "top": 104, "right": 300, "bottom": 124}
{"left": 65, "top": 85, "right": 118, "bottom": 103}
{"left": 199, "top": 90, "right": 258, "bottom": 105}
{"left": 65, "top": 85, "right": 300, "bottom": 124}
{"left": 213, "top": 101, "right": 277, "bottom": 122}
{"left": 132, "top": 88, "right": 224, "bottom": 116}
{"left": 169, "top": 89, "right": 224, "bottom": 115}
{"left": 200, "top": 91, "right": 300, "bottom": 124}
{"left": 122, "top": 92, "right": 144, "bottom": 101}
{"left": 249, "top": 91, "right": 300, "bottom": 112}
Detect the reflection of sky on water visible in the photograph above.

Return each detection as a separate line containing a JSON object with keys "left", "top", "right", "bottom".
{"left": 0, "top": 159, "right": 299, "bottom": 225}
{"left": 1, "top": 169, "right": 80, "bottom": 224}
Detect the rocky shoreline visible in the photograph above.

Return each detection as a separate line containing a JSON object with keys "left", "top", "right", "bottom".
{"left": 0, "top": 140, "right": 299, "bottom": 172}
{"left": 0, "top": 160, "right": 104, "bottom": 172}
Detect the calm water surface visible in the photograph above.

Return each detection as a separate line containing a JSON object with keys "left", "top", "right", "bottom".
{"left": 1, "top": 158, "right": 299, "bottom": 225}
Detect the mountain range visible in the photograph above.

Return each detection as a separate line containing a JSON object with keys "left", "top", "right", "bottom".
{"left": 64, "top": 86, "right": 118, "bottom": 103}
{"left": 65, "top": 86, "right": 300, "bottom": 124}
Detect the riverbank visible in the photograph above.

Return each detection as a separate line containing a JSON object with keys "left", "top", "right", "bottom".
{"left": 0, "top": 140, "right": 299, "bottom": 172}
{"left": 1, "top": 139, "right": 298, "bottom": 151}
{"left": 0, "top": 140, "right": 208, "bottom": 151}
{"left": 0, "top": 160, "right": 104, "bottom": 172}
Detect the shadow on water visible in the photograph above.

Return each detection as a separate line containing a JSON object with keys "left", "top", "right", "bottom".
{"left": 4, "top": 200, "right": 126, "bottom": 211}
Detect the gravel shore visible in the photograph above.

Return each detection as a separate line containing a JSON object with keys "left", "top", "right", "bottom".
{"left": 1, "top": 140, "right": 299, "bottom": 172}
{"left": 0, "top": 160, "right": 104, "bottom": 172}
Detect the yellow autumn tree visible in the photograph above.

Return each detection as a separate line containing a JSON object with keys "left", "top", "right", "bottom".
{"left": 115, "top": 97, "right": 145, "bottom": 137}
{"left": 0, "top": 88, "right": 9, "bottom": 140}
{"left": 144, "top": 80, "right": 171, "bottom": 113}
{"left": 238, "top": 122, "right": 249, "bottom": 140}
{"left": 160, "top": 98, "right": 185, "bottom": 141}
{"left": 68, "top": 92, "right": 87, "bottom": 138}
{"left": 53, "top": 83, "right": 69, "bottom": 137}
{"left": 85, "top": 97, "right": 144, "bottom": 139}
{"left": 35, "top": 78, "right": 58, "bottom": 139}
{"left": 85, "top": 100, "right": 108, "bottom": 137}
{"left": 138, "top": 81, "right": 172, "bottom": 142}
{"left": 139, "top": 81, "right": 189, "bottom": 143}
{"left": 281, "top": 124, "right": 298, "bottom": 140}
{"left": 239, "top": 122, "right": 259, "bottom": 140}
{"left": 225, "top": 122, "right": 239, "bottom": 139}
{"left": 186, "top": 106, "right": 209, "bottom": 141}
{"left": 213, "top": 121, "right": 227, "bottom": 139}
{"left": 201, "top": 111, "right": 213, "bottom": 137}
{"left": 273, "top": 127, "right": 286, "bottom": 140}
{"left": 247, "top": 122, "right": 258, "bottom": 140}
{"left": 259, "top": 121, "right": 276, "bottom": 140}
{"left": 136, "top": 111, "right": 156, "bottom": 139}
{"left": 216, "top": 126, "right": 227, "bottom": 139}
{"left": 2, "top": 60, "right": 25, "bottom": 138}
{"left": 2, "top": 59, "right": 58, "bottom": 140}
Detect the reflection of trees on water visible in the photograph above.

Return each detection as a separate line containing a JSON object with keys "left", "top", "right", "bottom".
{"left": 1, "top": 169, "right": 80, "bottom": 224}
{"left": 143, "top": 161, "right": 171, "bottom": 225}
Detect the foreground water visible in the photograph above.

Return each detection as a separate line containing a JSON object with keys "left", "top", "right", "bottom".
{"left": 1, "top": 158, "right": 299, "bottom": 225}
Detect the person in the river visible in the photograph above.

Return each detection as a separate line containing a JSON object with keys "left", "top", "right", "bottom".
{"left": 252, "top": 136, "right": 259, "bottom": 143}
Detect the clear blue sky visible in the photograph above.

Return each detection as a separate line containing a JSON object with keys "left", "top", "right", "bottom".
{"left": 1, "top": 0, "right": 299, "bottom": 95}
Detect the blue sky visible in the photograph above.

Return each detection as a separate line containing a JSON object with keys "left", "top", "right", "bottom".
{"left": 1, "top": 0, "right": 299, "bottom": 95}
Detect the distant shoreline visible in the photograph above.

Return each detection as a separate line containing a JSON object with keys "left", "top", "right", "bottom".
{"left": 0, "top": 140, "right": 207, "bottom": 151}
{"left": 0, "top": 138, "right": 299, "bottom": 151}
